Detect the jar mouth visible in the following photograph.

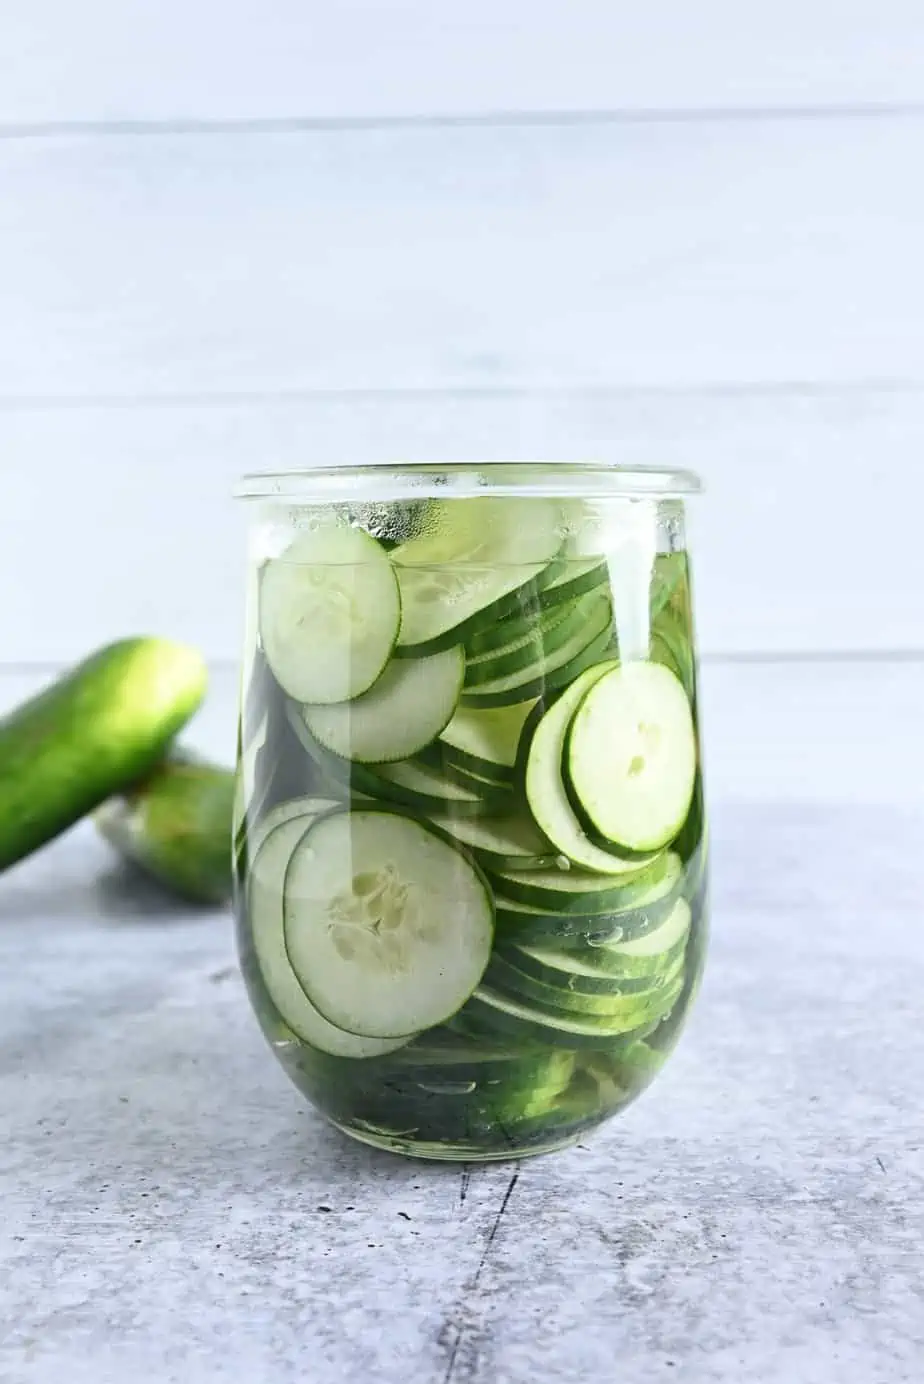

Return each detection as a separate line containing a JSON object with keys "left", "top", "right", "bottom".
{"left": 234, "top": 461, "right": 701, "bottom": 502}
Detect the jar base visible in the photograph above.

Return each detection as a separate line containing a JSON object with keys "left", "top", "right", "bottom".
{"left": 328, "top": 1116, "right": 583, "bottom": 1163}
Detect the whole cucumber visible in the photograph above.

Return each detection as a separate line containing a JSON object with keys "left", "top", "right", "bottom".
{"left": 0, "top": 638, "right": 207, "bottom": 872}
{"left": 96, "top": 750, "right": 235, "bottom": 905}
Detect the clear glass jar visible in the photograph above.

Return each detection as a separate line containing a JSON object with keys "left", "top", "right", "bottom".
{"left": 233, "top": 463, "right": 708, "bottom": 1161}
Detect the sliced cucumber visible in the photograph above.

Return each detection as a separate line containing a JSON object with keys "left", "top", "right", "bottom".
{"left": 464, "top": 593, "right": 570, "bottom": 659}
{"left": 483, "top": 953, "right": 684, "bottom": 1019}
{"left": 302, "top": 645, "right": 463, "bottom": 763}
{"left": 651, "top": 612, "right": 696, "bottom": 699}
{"left": 429, "top": 813, "right": 559, "bottom": 871}
{"left": 533, "top": 553, "right": 611, "bottom": 611}
{"left": 525, "top": 657, "right": 652, "bottom": 874}
{"left": 283, "top": 809, "right": 495, "bottom": 1039}
{"left": 459, "top": 979, "right": 682, "bottom": 1049}
{"left": 649, "top": 550, "right": 687, "bottom": 620}
{"left": 249, "top": 794, "right": 342, "bottom": 860}
{"left": 438, "top": 699, "right": 536, "bottom": 783}
{"left": 489, "top": 846, "right": 681, "bottom": 916}
{"left": 392, "top": 498, "right": 562, "bottom": 653}
{"left": 581, "top": 898, "right": 692, "bottom": 976}
{"left": 250, "top": 813, "right": 413, "bottom": 1057}
{"left": 386, "top": 1031, "right": 574, "bottom": 1086}
{"left": 464, "top": 595, "right": 596, "bottom": 688}
{"left": 260, "top": 526, "right": 400, "bottom": 704}
{"left": 566, "top": 660, "right": 697, "bottom": 853}
{"left": 233, "top": 704, "right": 269, "bottom": 858}
{"left": 463, "top": 555, "right": 610, "bottom": 661}
{"left": 370, "top": 757, "right": 511, "bottom": 817}
{"left": 493, "top": 896, "right": 648, "bottom": 944}
{"left": 431, "top": 756, "right": 520, "bottom": 797}
{"left": 460, "top": 595, "right": 613, "bottom": 709}
{"left": 289, "top": 709, "right": 509, "bottom": 817}
{"left": 498, "top": 916, "right": 687, "bottom": 993}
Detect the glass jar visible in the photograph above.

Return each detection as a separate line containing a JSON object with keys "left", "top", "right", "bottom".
{"left": 233, "top": 463, "right": 708, "bottom": 1161}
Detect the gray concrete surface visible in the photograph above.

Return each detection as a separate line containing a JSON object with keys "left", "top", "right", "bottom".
{"left": 1, "top": 800, "right": 922, "bottom": 1383}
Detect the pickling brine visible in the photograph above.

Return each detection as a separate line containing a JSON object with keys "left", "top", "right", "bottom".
{"left": 233, "top": 470, "right": 708, "bottom": 1161}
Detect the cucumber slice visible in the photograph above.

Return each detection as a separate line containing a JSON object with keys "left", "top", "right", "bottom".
{"left": 463, "top": 555, "right": 610, "bottom": 661}
{"left": 370, "top": 757, "right": 511, "bottom": 817}
{"left": 250, "top": 813, "right": 413, "bottom": 1057}
{"left": 283, "top": 809, "right": 495, "bottom": 1039}
{"left": 489, "top": 856, "right": 672, "bottom": 914}
{"left": 483, "top": 953, "right": 684, "bottom": 1019}
{"left": 429, "top": 813, "right": 559, "bottom": 871}
{"left": 288, "top": 708, "right": 509, "bottom": 817}
{"left": 498, "top": 913, "right": 688, "bottom": 992}
{"left": 494, "top": 895, "right": 677, "bottom": 945}
{"left": 525, "top": 657, "right": 653, "bottom": 874}
{"left": 534, "top": 554, "right": 611, "bottom": 611}
{"left": 581, "top": 899, "right": 692, "bottom": 975}
{"left": 464, "top": 595, "right": 596, "bottom": 688}
{"left": 233, "top": 704, "right": 269, "bottom": 857}
{"left": 387, "top": 1031, "right": 574, "bottom": 1085}
{"left": 460, "top": 595, "right": 613, "bottom": 709}
{"left": 249, "top": 794, "right": 342, "bottom": 859}
{"left": 649, "top": 551, "right": 687, "bottom": 620}
{"left": 566, "top": 661, "right": 697, "bottom": 853}
{"left": 430, "top": 756, "right": 519, "bottom": 796}
{"left": 464, "top": 592, "right": 573, "bottom": 659}
{"left": 392, "top": 498, "right": 562, "bottom": 653}
{"left": 460, "top": 979, "right": 682, "bottom": 1049}
{"left": 651, "top": 613, "right": 696, "bottom": 699}
{"left": 438, "top": 699, "right": 536, "bottom": 783}
{"left": 302, "top": 645, "right": 463, "bottom": 763}
{"left": 260, "top": 526, "right": 400, "bottom": 704}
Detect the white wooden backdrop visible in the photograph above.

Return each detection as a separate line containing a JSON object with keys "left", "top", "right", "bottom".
{"left": 2, "top": 2, "right": 923, "bottom": 667}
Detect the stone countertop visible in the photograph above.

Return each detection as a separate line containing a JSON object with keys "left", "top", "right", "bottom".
{"left": 1, "top": 795, "right": 922, "bottom": 1383}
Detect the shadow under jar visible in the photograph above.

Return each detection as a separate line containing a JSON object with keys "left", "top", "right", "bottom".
{"left": 233, "top": 463, "right": 708, "bottom": 1161}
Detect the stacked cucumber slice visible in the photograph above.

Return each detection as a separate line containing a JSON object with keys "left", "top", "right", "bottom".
{"left": 237, "top": 499, "right": 707, "bottom": 1156}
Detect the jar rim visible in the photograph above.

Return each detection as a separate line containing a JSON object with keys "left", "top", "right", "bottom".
{"left": 234, "top": 461, "right": 701, "bottom": 501}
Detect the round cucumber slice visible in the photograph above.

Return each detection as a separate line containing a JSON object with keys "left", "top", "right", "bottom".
{"left": 460, "top": 596, "right": 613, "bottom": 709}
{"left": 581, "top": 898, "right": 692, "bottom": 975}
{"left": 649, "top": 551, "right": 688, "bottom": 621}
{"left": 463, "top": 555, "right": 610, "bottom": 662}
{"left": 283, "top": 809, "right": 495, "bottom": 1039}
{"left": 650, "top": 614, "right": 696, "bottom": 700}
{"left": 532, "top": 554, "right": 611, "bottom": 611}
{"left": 525, "top": 657, "right": 656, "bottom": 874}
{"left": 368, "top": 757, "right": 511, "bottom": 817}
{"left": 302, "top": 645, "right": 463, "bottom": 763}
{"left": 249, "top": 793, "right": 342, "bottom": 860}
{"left": 493, "top": 891, "right": 678, "bottom": 945}
{"left": 260, "top": 527, "right": 400, "bottom": 704}
{"left": 459, "top": 979, "right": 683, "bottom": 1049}
{"left": 392, "top": 497, "right": 562, "bottom": 653}
{"left": 288, "top": 707, "right": 508, "bottom": 816}
{"left": 566, "top": 661, "right": 697, "bottom": 853}
{"left": 428, "top": 812, "right": 559, "bottom": 871}
{"left": 250, "top": 813, "right": 413, "bottom": 1057}
{"left": 388, "top": 1035, "right": 574, "bottom": 1093}
{"left": 487, "top": 850, "right": 678, "bottom": 917}
{"left": 483, "top": 953, "right": 685, "bottom": 1019}
{"left": 464, "top": 594, "right": 597, "bottom": 688}
{"left": 438, "top": 699, "right": 536, "bottom": 783}
{"left": 498, "top": 915, "right": 688, "bottom": 993}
